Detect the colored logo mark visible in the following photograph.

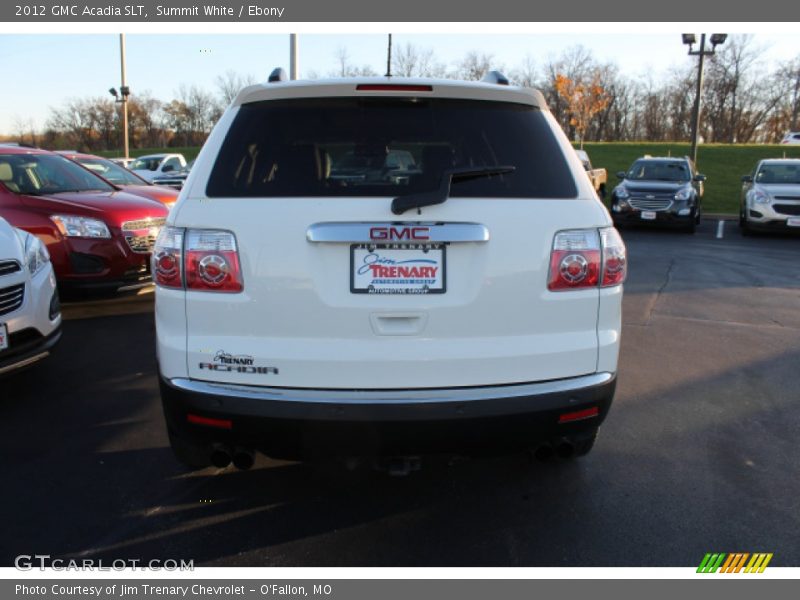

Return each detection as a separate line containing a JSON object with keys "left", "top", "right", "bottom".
{"left": 697, "top": 553, "right": 773, "bottom": 573}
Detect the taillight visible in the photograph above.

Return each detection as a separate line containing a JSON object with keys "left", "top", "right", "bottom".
{"left": 153, "top": 226, "right": 183, "bottom": 288}
{"left": 184, "top": 230, "right": 243, "bottom": 293}
{"left": 548, "top": 230, "right": 601, "bottom": 291}
{"left": 152, "top": 227, "right": 244, "bottom": 293}
{"left": 600, "top": 227, "right": 627, "bottom": 287}
{"left": 548, "top": 227, "right": 626, "bottom": 291}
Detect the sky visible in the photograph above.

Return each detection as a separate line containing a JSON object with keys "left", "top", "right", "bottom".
{"left": 0, "top": 32, "right": 798, "bottom": 136}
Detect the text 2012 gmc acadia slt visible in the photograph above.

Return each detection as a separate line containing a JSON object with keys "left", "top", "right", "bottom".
{"left": 153, "top": 72, "right": 627, "bottom": 470}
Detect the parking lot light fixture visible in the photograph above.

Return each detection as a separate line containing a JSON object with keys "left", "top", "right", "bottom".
{"left": 710, "top": 33, "right": 728, "bottom": 47}
{"left": 683, "top": 33, "right": 727, "bottom": 167}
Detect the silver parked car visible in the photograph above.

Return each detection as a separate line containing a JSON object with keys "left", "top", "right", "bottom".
{"left": 740, "top": 159, "right": 800, "bottom": 234}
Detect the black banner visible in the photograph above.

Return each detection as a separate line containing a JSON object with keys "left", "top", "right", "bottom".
{"left": 1, "top": 0, "right": 797, "bottom": 22}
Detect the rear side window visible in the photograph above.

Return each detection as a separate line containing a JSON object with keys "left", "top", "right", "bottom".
{"left": 206, "top": 97, "right": 577, "bottom": 199}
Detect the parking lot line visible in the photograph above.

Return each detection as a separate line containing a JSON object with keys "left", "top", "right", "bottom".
{"left": 716, "top": 220, "right": 725, "bottom": 239}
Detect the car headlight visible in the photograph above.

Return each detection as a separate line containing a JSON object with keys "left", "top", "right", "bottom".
{"left": 50, "top": 215, "right": 111, "bottom": 239}
{"left": 674, "top": 187, "right": 693, "bottom": 201}
{"left": 751, "top": 189, "right": 770, "bottom": 205}
{"left": 15, "top": 229, "right": 50, "bottom": 276}
{"left": 615, "top": 186, "right": 629, "bottom": 200}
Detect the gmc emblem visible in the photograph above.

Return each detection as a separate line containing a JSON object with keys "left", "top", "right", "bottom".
{"left": 369, "top": 226, "right": 430, "bottom": 241}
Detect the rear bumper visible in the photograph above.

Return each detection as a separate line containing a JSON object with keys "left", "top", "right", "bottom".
{"left": 160, "top": 372, "right": 616, "bottom": 458}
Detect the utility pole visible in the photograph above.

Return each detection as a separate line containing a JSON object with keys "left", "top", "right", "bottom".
{"left": 120, "top": 34, "right": 129, "bottom": 160}
{"left": 386, "top": 34, "right": 392, "bottom": 77}
{"left": 289, "top": 34, "right": 298, "bottom": 80}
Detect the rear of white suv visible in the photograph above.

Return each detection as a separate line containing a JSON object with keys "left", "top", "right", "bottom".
{"left": 154, "top": 75, "right": 626, "bottom": 469}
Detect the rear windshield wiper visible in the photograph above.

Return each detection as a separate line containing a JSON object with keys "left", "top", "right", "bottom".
{"left": 391, "top": 166, "right": 516, "bottom": 215}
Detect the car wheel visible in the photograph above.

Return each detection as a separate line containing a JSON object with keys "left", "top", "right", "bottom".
{"left": 167, "top": 428, "right": 211, "bottom": 470}
{"left": 740, "top": 211, "right": 753, "bottom": 236}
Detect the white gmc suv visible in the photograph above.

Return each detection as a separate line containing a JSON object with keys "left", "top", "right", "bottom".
{"left": 154, "top": 72, "right": 626, "bottom": 470}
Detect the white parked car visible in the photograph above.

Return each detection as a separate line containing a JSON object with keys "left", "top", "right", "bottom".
{"left": 780, "top": 132, "right": 800, "bottom": 145}
{"left": 740, "top": 158, "right": 800, "bottom": 233}
{"left": 109, "top": 157, "right": 135, "bottom": 169}
{"left": 0, "top": 216, "right": 61, "bottom": 376}
{"left": 130, "top": 153, "right": 187, "bottom": 182}
{"left": 153, "top": 72, "right": 627, "bottom": 471}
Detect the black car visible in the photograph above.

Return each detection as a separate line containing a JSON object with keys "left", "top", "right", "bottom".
{"left": 610, "top": 156, "right": 705, "bottom": 234}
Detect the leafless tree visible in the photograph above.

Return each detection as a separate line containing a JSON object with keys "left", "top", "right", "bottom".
{"left": 215, "top": 70, "right": 257, "bottom": 105}
{"left": 509, "top": 55, "right": 538, "bottom": 89}
{"left": 12, "top": 116, "right": 38, "bottom": 147}
{"left": 330, "top": 47, "right": 377, "bottom": 78}
{"left": 392, "top": 43, "right": 446, "bottom": 78}
{"left": 452, "top": 51, "right": 498, "bottom": 81}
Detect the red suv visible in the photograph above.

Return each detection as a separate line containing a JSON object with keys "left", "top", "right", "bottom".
{"left": 0, "top": 146, "right": 168, "bottom": 291}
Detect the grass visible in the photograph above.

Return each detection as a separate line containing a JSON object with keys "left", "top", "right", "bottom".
{"left": 97, "top": 143, "right": 800, "bottom": 214}
{"left": 578, "top": 142, "right": 800, "bottom": 214}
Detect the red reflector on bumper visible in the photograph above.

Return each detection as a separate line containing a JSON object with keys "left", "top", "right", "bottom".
{"left": 558, "top": 407, "right": 599, "bottom": 423}
{"left": 187, "top": 414, "right": 232, "bottom": 430}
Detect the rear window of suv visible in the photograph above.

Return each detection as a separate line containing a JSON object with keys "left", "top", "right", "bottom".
{"left": 206, "top": 97, "right": 578, "bottom": 199}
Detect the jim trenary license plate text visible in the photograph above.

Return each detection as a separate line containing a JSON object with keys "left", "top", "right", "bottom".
{"left": 351, "top": 244, "right": 446, "bottom": 294}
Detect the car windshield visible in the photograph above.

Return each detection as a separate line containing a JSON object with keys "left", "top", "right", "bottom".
{"left": 0, "top": 154, "right": 115, "bottom": 195}
{"left": 626, "top": 160, "right": 690, "bottom": 182}
{"left": 130, "top": 156, "right": 164, "bottom": 171}
{"left": 206, "top": 97, "right": 577, "bottom": 199}
{"left": 76, "top": 157, "right": 147, "bottom": 186}
{"left": 755, "top": 163, "right": 800, "bottom": 184}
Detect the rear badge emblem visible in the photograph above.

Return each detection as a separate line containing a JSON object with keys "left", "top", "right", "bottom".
{"left": 198, "top": 350, "right": 279, "bottom": 375}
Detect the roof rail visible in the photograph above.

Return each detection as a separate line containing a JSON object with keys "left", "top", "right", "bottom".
{"left": 481, "top": 71, "right": 510, "bottom": 86}
{"left": 268, "top": 67, "right": 288, "bottom": 83}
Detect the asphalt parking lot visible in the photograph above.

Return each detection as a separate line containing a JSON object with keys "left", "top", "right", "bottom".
{"left": 1, "top": 219, "right": 798, "bottom": 567}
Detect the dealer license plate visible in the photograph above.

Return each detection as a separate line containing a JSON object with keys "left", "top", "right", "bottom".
{"left": 0, "top": 323, "right": 8, "bottom": 351}
{"left": 641, "top": 211, "right": 657, "bottom": 220}
{"left": 351, "top": 244, "right": 446, "bottom": 294}
{"left": 787, "top": 217, "right": 800, "bottom": 227}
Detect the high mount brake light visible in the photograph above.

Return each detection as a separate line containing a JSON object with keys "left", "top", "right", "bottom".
{"left": 152, "top": 228, "right": 244, "bottom": 293}
{"left": 356, "top": 84, "right": 434, "bottom": 92}
{"left": 548, "top": 228, "right": 627, "bottom": 291}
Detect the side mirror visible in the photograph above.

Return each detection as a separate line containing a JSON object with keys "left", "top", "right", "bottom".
{"left": 741, "top": 174, "right": 753, "bottom": 183}
{"left": 616, "top": 171, "right": 626, "bottom": 179}
{"left": 162, "top": 165, "right": 175, "bottom": 173}
{"left": 694, "top": 174, "right": 706, "bottom": 182}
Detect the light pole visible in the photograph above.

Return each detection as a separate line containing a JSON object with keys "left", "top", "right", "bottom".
{"left": 682, "top": 33, "right": 727, "bottom": 166}
{"left": 109, "top": 34, "right": 131, "bottom": 159}
{"left": 289, "top": 34, "right": 298, "bottom": 80}
{"left": 386, "top": 33, "right": 392, "bottom": 77}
